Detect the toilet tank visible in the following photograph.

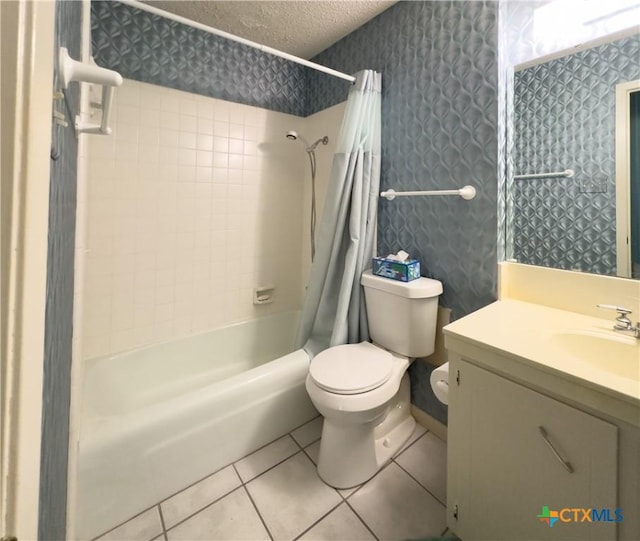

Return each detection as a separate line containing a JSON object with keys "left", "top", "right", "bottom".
{"left": 361, "top": 270, "right": 443, "bottom": 358}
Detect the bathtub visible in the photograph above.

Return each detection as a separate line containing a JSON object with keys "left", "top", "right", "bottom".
{"left": 75, "top": 311, "right": 316, "bottom": 540}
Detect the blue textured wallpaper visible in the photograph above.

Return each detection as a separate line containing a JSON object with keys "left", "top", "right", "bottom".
{"left": 512, "top": 34, "right": 640, "bottom": 276}
{"left": 39, "top": 1, "right": 82, "bottom": 539}
{"left": 308, "top": 1, "right": 499, "bottom": 419}
{"left": 91, "top": 0, "right": 307, "bottom": 116}
{"left": 309, "top": 1, "right": 499, "bottom": 318}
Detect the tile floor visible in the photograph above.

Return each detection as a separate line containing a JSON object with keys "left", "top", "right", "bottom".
{"left": 94, "top": 417, "right": 451, "bottom": 541}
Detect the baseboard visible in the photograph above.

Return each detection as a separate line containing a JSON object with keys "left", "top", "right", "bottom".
{"left": 411, "top": 405, "right": 447, "bottom": 442}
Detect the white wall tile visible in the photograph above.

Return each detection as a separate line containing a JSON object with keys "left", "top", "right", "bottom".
{"left": 81, "top": 80, "right": 307, "bottom": 359}
{"left": 228, "top": 123, "right": 244, "bottom": 139}
{"left": 213, "top": 121, "right": 228, "bottom": 137}
{"left": 160, "top": 111, "right": 179, "bottom": 130}
{"left": 197, "top": 117, "right": 214, "bottom": 135}
{"left": 196, "top": 100, "right": 214, "bottom": 120}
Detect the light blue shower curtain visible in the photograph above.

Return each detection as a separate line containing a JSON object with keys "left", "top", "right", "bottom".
{"left": 295, "top": 70, "right": 382, "bottom": 357}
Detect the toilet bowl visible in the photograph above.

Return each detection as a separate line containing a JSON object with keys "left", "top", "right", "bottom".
{"left": 306, "top": 270, "right": 443, "bottom": 488}
{"left": 306, "top": 341, "right": 415, "bottom": 488}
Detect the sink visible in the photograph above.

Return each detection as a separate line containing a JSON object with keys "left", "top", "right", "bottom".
{"left": 552, "top": 330, "right": 640, "bottom": 380}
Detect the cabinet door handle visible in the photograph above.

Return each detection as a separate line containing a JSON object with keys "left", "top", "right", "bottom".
{"left": 538, "top": 426, "right": 574, "bottom": 474}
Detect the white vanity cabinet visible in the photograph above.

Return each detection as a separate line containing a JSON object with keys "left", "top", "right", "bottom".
{"left": 443, "top": 299, "right": 640, "bottom": 541}
{"left": 448, "top": 357, "right": 619, "bottom": 541}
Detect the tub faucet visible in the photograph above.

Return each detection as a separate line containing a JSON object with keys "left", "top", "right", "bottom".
{"left": 596, "top": 304, "right": 640, "bottom": 339}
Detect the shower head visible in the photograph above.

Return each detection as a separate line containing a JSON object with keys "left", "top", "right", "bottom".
{"left": 285, "top": 130, "right": 328, "bottom": 152}
{"left": 308, "top": 136, "right": 329, "bottom": 151}
{"left": 285, "top": 130, "right": 309, "bottom": 148}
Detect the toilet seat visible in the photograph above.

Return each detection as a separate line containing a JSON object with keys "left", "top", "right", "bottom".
{"left": 309, "top": 342, "right": 393, "bottom": 395}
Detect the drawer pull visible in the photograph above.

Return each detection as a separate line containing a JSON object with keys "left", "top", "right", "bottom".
{"left": 538, "top": 426, "right": 574, "bottom": 474}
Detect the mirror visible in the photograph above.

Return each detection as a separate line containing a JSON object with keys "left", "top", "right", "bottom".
{"left": 506, "top": 28, "right": 640, "bottom": 279}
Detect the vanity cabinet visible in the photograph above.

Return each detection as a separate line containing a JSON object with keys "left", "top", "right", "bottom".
{"left": 448, "top": 358, "right": 619, "bottom": 541}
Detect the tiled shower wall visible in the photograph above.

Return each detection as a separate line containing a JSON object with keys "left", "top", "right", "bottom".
{"left": 81, "top": 80, "right": 308, "bottom": 359}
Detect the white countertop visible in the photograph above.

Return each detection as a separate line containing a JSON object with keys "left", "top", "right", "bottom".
{"left": 443, "top": 300, "right": 640, "bottom": 408}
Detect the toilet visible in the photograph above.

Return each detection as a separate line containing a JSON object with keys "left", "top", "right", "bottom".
{"left": 306, "top": 269, "right": 443, "bottom": 488}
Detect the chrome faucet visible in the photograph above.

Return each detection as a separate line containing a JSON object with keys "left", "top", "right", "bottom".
{"left": 597, "top": 304, "right": 640, "bottom": 339}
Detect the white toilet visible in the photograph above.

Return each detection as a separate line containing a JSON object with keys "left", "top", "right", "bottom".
{"left": 306, "top": 269, "right": 443, "bottom": 488}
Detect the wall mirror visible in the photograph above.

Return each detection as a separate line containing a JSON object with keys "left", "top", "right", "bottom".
{"left": 505, "top": 0, "right": 640, "bottom": 279}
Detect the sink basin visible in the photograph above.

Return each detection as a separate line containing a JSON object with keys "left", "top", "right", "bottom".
{"left": 552, "top": 331, "right": 640, "bottom": 380}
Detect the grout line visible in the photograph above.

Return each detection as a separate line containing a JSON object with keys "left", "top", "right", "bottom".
{"left": 291, "top": 433, "right": 306, "bottom": 451}
{"left": 392, "top": 428, "right": 429, "bottom": 460}
{"left": 232, "top": 461, "right": 241, "bottom": 480}
{"left": 337, "top": 482, "right": 363, "bottom": 501}
{"left": 157, "top": 504, "right": 166, "bottom": 531}
{"left": 393, "top": 460, "right": 446, "bottom": 507}
{"left": 238, "top": 433, "right": 298, "bottom": 462}
{"left": 242, "top": 484, "right": 274, "bottom": 541}
{"left": 344, "top": 499, "right": 380, "bottom": 541}
{"left": 440, "top": 525, "right": 450, "bottom": 536}
{"left": 237, "top": 447, "right": 303, "bottom": 484}
{"left": 157, "top": 505, "right": 169, "bottom": 540}
{"left": 289, "top": 414, "right": 322, "bottom": 435}
{"left": 163, "top": 484, "right": 243, "bottom": 533}
{"left": 303, "top": 436, "right": 321, "bottom": 449}
{"left": 301, "top": 443, "right": 319, "bottom": 466}
{"left": 289, "top": 418, "right": 323, "bottom": 449}
{"left": 155, "top": 461, "right": 240, "bottom": 508}
{"left": 291, "top": 500, "right": 345, "bottom": 541}
{"left": 90, "top": 505, "right": 162, "bottom": 541}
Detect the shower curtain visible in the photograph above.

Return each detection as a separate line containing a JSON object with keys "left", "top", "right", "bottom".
{"left": 295, "top": 70, "right": 382, "bottom": 357}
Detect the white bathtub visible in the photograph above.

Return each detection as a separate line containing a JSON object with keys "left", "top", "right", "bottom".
{"left": 75, "top": 311, "right": 316, "bottom": 540}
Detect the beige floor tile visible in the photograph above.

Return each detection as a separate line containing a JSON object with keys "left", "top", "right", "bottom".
{"left": 95, "top": 507, "right": 163, "bottom": 541}
{"left": 395, "top": 432, "right": 447, "bottom": 503}
{"left": 348, "top": 462, "right": 446, "bottom": 541}
{"left": 304, "top": 440, "right": 320, "bottom": 464}
{"left": 291, "top": 416, "right": 323, "bottom": 448}
{"left": 298, "top": 503, "right": 375, "bottom": 541}
{"left": 161, "top": 465, "right": 241, "bottom": 528}
{"left": 166, "top": 487, "right": 269, "bottom": 540}
{"left": 235, "top": 435, "right": 300, "bottom": 483}
{"left": 246, "top": 452, "right": 342, "bottom": 540}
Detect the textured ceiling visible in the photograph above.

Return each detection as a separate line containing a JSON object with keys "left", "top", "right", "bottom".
{"left": 144, "top": 1, "right": 397, "bottom": 59}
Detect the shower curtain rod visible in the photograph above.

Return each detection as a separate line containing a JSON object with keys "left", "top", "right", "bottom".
{"left": 118, "top": 0, "right": 357, "bottom": 83}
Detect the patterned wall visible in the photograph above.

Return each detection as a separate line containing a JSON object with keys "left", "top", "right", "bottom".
{"left": 512, "top": 34, "right": 640, "bottom": 276}
{"left": 307, "top": 1, "right": 499, "bottom": 418}
{"left": 309, "top": 1, "right": 499, "bottom": 319}
{"left": 39, "top": 1, "right": 82, "bottom": 538}
{"left": 91, "top": 0, "right": 307, "bottom": 116}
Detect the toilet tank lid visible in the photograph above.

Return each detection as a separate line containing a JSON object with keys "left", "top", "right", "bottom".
{"left": 361, "top": 270, "right": 443, "bottom": 299}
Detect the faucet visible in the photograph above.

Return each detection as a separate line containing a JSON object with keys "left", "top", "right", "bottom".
{"left": 597, "top": 304, "right": 640, "bottom": 339}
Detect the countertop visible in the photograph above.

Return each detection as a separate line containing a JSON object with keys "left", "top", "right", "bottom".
{"left": 443, "top": 300, "right": 640, "bottom": 409}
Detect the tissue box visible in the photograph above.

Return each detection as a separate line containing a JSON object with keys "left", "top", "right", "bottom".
{"left": 372, "top": 257, "right": 420, "bottom": 282}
